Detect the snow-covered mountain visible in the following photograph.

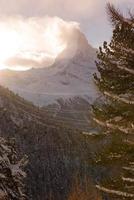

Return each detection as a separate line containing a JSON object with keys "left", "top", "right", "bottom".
{"left": 0, "top": 29, "right": 98, "bottom": 106}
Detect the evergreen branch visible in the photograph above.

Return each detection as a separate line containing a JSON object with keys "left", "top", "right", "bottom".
{"left": 93, "top": 117, "right": 133, "bottom": 134}
{"left": 107, "top": 3, "right": 124, "bottom": 25}
{"left": 130, "top": 162, "right": 134, "bottom": 166}
{"left": 117, "top": 46, "right": 134, "bottom": 55}
{"left": 123, "top": 167, "right": 134, "bottom": 172}
{"left": 107, "top": 3, "right": 134, "bottom": 27}
{"left": 104, "top": 91, "right": 134, "bottom": 105}
{"left": 125, "top": 185, "right": 134, "bottom": 189}
{"left": 124, "top": 140, "right": 134, "bottom": 145}
{"left": 116, "top": 65, "right": 134, "bottom": 75}
{"left": 96, "top": 185, "right": 134, "bottom": 198}
{"left": 109, "top": 59, "right": 134, "bottom": 75}
{"left": 122, "top": 177, "right": 134, "bottom": 183}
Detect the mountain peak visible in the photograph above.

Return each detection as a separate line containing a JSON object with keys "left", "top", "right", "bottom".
{"left": 0, "top": 29, "right": 98, "bottom": 107}
{"left": 55, "top": 28, "right": 96, "bottom": 62}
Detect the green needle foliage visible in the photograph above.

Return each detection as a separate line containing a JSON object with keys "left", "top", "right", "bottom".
{"left": 93, "top": 3, "right": 134, "bottom": 200}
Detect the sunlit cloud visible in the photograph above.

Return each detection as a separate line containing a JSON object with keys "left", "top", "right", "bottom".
{"left": 0, "top": 0, "right": 133, "bottom": 69}
{"left": 0, "top": 16, "right": 80, "bottom": 70}
{"left": 0, "top": 0, "right": 133, "bottom": 18}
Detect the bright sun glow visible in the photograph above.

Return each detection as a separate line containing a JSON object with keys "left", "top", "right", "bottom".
{"left": 44, "top": 23, "right": 66, "bottom": 57}
{"left": 0, "top": 28, "right": 20, "bottom": 70}
{"left": 0, "top": 17, "right": 67, "bottom": 71}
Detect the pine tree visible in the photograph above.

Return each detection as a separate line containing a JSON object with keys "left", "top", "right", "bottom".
{"left": 93, "top": 3, "right": 134, "bottom": 200}
{"left": 0, "top": 137, "right": 28, "bottom": 200}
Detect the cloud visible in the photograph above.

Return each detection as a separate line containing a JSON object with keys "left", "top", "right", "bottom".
{"left": 0, "top": 16, "right": 80, "bottom": 70}
{"left": 0, "top": 0, "right": 133, "bottom": 18}
{"left": 0, "top": 0, "right": 133, "bottom": 50}
{"left": 0, "top": 0, "right": 132, "bottom": 70}
{"left": 5, "top": 54, "right": 54, "bottom": 70}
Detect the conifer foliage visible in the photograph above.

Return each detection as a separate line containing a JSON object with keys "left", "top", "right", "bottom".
{"left": 93, "top": 3, "right": 134, "bottom": 200}
{"left": 0, "top": 137, "right": 28, "bottom": 200}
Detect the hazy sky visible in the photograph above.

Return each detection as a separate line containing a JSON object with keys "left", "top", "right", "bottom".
{"left": 0, "top": 0, "right": 133, "bottom": 47}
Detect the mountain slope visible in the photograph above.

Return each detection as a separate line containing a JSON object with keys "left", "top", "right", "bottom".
{"left": 0, "top": 85, "right": 100, "bottom": 200}
{"left": 0, "top": 29, "right": 98, "bottom": 106}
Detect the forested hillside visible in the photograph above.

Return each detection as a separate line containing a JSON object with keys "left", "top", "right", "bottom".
{"left": 0, "top": 137, "right": 28, "bottom": 199}
{"left": 0, "top": 85, "right": 101, "bottom": 200}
